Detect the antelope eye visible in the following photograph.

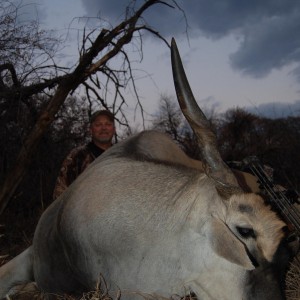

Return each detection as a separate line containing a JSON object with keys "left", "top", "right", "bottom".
{"left": 236, "top": 226, "right": 256, "bottom": 239}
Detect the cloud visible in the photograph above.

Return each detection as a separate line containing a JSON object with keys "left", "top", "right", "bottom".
{"left": 290, "top": 65, "right": 300, "bottom": 83}
{"left": 81, "top": 0, "right": 133, "bottom": 21}
{"left": 80, "top": 0, "right": 186, "bottom": 34}
{"left": 80, "top": 0, "right": 300, "bottom": 82}
{"left": 229, "top": 10, "right": 300, "bottom": 78}
{"left": 245, "top": 100, "right": 300, "bottom": 118}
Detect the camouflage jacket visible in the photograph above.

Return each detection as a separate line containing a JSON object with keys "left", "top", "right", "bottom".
{"left": 53, "top": 142, "right": 105, "bottom": 200}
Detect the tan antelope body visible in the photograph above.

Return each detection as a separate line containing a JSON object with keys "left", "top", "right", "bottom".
{"left": 0, "top": 39, "right": 287, "bottom": 300}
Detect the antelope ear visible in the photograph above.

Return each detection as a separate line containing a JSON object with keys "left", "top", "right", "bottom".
{"left": 208, "top": 217, "right": 256, "bottom": 270}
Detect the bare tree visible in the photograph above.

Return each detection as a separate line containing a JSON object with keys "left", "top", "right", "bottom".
{"left": 0, "top": 0, "right": 182, "bottom": 214}
{"left": 152, "top": 94, "right": 184, "bottom": 141}
{"left": 151, "top": 94, "right": 218, "bottom": 159}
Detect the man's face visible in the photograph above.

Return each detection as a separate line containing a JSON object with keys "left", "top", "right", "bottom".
{"left": 90, "top": 115, "right": 115, "bottom": 144}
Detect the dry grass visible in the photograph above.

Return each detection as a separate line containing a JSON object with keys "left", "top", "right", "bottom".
{"left": 5, "top": 276, "right": 118, "bottom": 300}
{"left": 4, "top": 279, "right": 197, "bottom": 300}
{"left": 286, "top": 253, "right": 300, "bottom": 300}
{"left": 6, "top": 287, "right": 197, "bottom": 300}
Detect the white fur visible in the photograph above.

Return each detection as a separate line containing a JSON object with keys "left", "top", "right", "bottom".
{"left": 0, "top": 131, "right": 286, "bottom": 300}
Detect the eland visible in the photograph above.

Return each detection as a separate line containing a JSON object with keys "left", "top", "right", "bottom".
{"left": 0, "top": 39, "right": 288, "bottom": 300}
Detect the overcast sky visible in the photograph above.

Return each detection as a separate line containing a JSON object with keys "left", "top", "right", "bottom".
{"left": 17, "top": 0, "right": 300, "bottom": 122}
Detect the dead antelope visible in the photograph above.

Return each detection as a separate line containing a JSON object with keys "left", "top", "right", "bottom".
{"left": 0, "top": 39, "right": 287, "bottom": 300}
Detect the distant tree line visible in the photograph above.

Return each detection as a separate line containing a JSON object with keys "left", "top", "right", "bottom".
{"left": 152, "top": 95, "right": 300, "bottom": 192}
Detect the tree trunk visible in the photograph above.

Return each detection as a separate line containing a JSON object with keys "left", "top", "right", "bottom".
{"left": 0, "top": 83, "right": 74, "bottom": 214}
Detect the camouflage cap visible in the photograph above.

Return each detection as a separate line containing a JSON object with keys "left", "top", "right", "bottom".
{"left": 90, "top": 110, "right": 115, "bottom": 123}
